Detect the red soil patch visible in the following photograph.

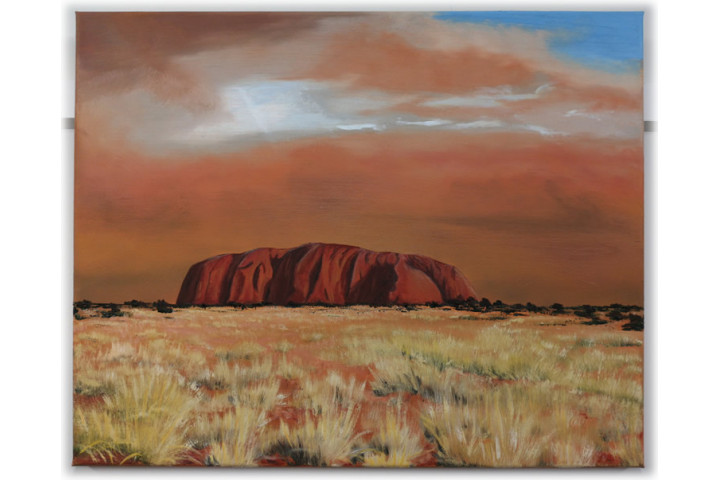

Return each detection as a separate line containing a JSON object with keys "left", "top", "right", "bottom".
{"left": 73, "top": 448, "right": 208, "bottom": 467}
{"left": 258, "top": 455, "right": 293, "bottom": 467}
{"left": 278, "top": 377, "right": 300, "bottom": 397}
{"left": 266, "top": 404, "right": 307, "bottom": 430}
{"left": 72, "top": 451, "right": 145, "bottom": 466}
{"left": 412, "top": 450, "right": 439, "bottom": 468}
{"left": 73, "top": 393, "right": 105, "bottom": 409}
{"left": 594, "top": 451, "right": 622, "bottom": 467}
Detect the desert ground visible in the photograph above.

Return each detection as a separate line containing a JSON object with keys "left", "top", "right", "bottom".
{"left": 73, "top": 303, "right": 643, "bottom": 467}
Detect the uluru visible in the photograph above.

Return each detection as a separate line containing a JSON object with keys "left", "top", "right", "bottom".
{"left": 176, "top": 243, "right": 478, "bottom": 306}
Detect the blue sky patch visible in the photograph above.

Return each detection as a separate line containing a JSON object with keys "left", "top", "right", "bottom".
{"left": 434, "top": 11, "right": 643, "bottom": 73}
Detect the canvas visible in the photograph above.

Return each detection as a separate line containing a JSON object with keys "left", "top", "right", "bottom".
{"left": 73, "top": 11, "right": 644, "bottom": 467}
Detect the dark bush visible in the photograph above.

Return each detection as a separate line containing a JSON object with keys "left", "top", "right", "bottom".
{"left": 124, "top": 299, "right": 150, "bottom": 308}
{"left": 479, "top": 298, "right": 492, "bottom": 309}
{"left": 550, "top": 303, "right": 565, "bottom": 314}
{"left": 449, "top": 298, "right": 484, "bottom": 312}
{"left": 154, "top": 299, "right": 174, "bottom": 314}
{"left": 607, "top": 310, "right": 625, "bottom": 321}
{"left": 623, "top": 313, "right": 644, "bottom": 331}
{"left": 573, "top": 305, "right": 598, "bottom": 318}
{"left": 398, "top": 304, "right": 419, "bottom": 312}
{"left": 525, "top": 302, "right": 539, "bottom": 312}
{"left": 75, "top": 299, "right": 93, "bottom": 310}
{"left": 101, "top": 304, "right": 124, "bottom": 318}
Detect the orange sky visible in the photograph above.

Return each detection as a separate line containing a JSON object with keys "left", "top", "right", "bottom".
{"left": 75, "top": 12, "right": 643, "bottom": 306}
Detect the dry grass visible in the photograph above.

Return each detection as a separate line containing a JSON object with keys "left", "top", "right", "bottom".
{"left": 370, "top": 356, "right": 484, "bottom": 403}
{"left": 575, "top": 375, "right": 643, "bottom": 404}
{"left": 203, "top": 406, "right": 270, "bottom": 466}
{"left": 301, "top": 332, "right": 326, "bottom": 343}
{"left": 363, "top": 400, "right": 428, "bottom": 467}
{"left": 230, "top": 378, "right": 281, "bottom": 410}
{"left": 74, "top": 369, "right": 199, "bottom": 465}
{"left": 318, "top": 336, "right": 397, "bottom": 365}
{"left": 296, "top": 371, "right": 366, "bottom": 411}
{"left": 273, "top": 340, "right": 294, "bottom": 353}
{"left": 385, "top": 326, "right": 566, "bottom": 381}
{"left": 575, "top": 333, "right": 643, "bottom": 348}
{"left": 274, "top": 401, "right": 364, "bottom": 466}
{"left": 421, "top": 385, "right": 548, "bottom": 467}
{"left": 214, "top": 341, "right": 266, "bottom": 361}
{"left": 276, "top": 354, "right": 310, "bottom": 379}
{"left": 191, "top": 357, "right": 275, "bottom": 391}
{"left": 73, "top": 305, "right": 643, "bottom": 467}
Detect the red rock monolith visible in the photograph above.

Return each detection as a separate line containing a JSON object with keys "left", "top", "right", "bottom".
{"left": 176, "top": 243, "right": 477, "bottom": 306}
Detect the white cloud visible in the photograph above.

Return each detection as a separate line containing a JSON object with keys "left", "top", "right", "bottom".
{"left": 178, "top": 80, "right": 407, "bottom": 143}
{"left": 109, "top": 76, "right": 633, "bottom": 156}
{"left": 424, "top": 96, "right": 500, "bottom": 108}
{"left": 513, "top": 104, "right": 642, "bottom": 139}
{"left": 222, "top": 81, "right": 339, "bottom": 135}
{"left": 453, "top": 119, "right": 504, "bottom": 129}
{"left": 423, "top": 84, "right": 552, "bottom": 108}
{"left": 394, "top": 116, "right": 560, "bottom": 136}
{"left": 564, "top": 109, "right": 601, "bottom": 120}
{"left": 519, "top": 124, "right": 562, "bottom": 136}
{"left": 336, "top": 123, "right": 384, "bottom": 131}
{"left": 397, "top": 119, "right": 453, "bottom": 127}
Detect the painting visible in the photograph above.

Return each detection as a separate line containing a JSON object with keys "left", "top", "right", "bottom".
{"left": 73, "top": 11, "right": 644, "bottom": 467}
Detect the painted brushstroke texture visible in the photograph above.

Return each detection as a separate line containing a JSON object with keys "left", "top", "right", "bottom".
{"left": 75, "top": 12, "right": 643, "bottom": 305}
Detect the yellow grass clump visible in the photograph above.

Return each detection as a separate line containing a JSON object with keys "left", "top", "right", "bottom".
{"left": 191, "top": 357, "right": 274, "bottom": 391}
{"left": 296, "top": 371, "right": 366, "bottom": 411}
{"left": 274, "top": 401, "right": 364, "bottom": 466}
{"left": 74, "top": 369, "right": 199, "bottom": 465}
{"left": 276, "top": 354, "right": 309, "bottom": 379}
{"left": 231, "top": 378, "right": 281, "bottom": 411}
{"left": 363, "top": 401, "right": 427, "bottom": 467}
{"left": 421, "top": 385, "right": 545, "bottom": 467}
{"left": 203, "top": 406, "right": 270, "bottom": 466}
{"left": 214, "top": 341, "right": 266, "bottom": 361}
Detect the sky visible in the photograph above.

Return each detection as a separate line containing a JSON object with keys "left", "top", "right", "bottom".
{"left": 435, "top": 12, "right": 643, "bottom": 72}
{"left": 74, "top": 11, "right": 644, "bottom": 306}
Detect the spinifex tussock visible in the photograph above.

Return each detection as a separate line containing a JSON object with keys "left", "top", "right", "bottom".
{"left": 74, "top": 369, "right": 199, "bottom": 465}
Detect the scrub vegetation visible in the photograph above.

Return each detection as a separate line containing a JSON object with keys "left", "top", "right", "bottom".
{"left": 73, "top": 304, "right": 643, "bottom": 467}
